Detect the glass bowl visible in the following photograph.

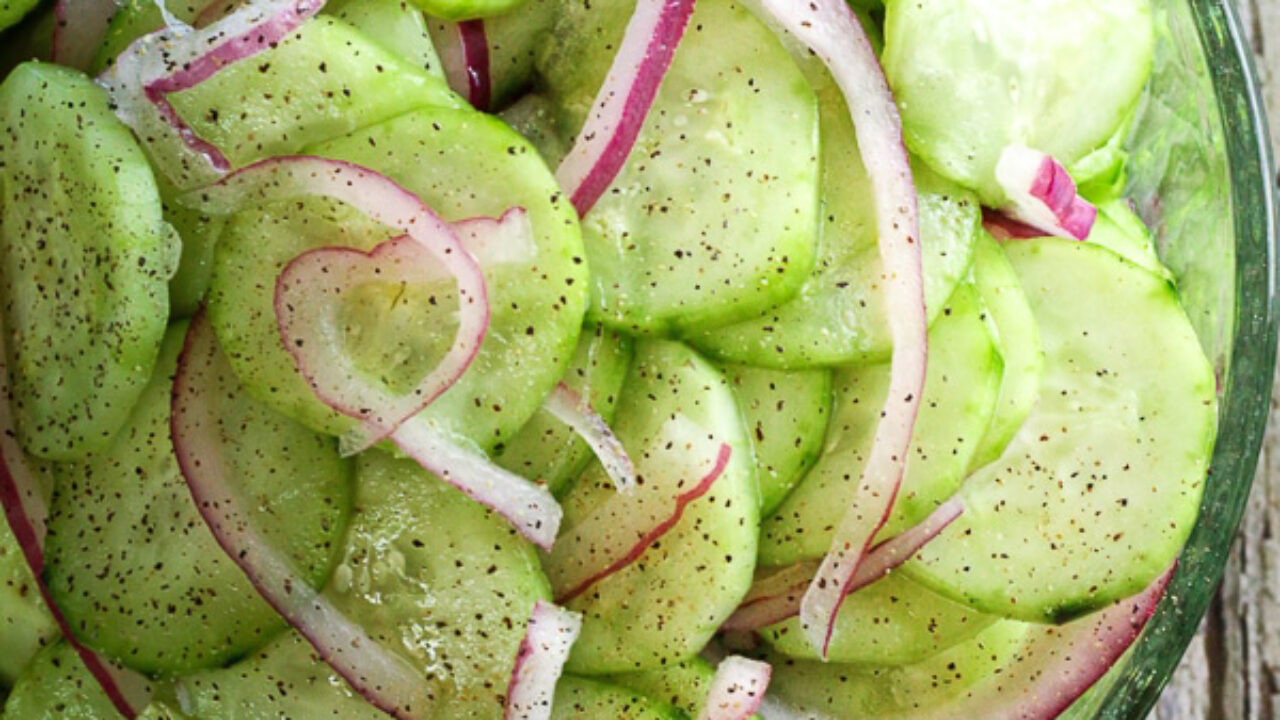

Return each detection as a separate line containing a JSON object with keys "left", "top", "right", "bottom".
{"left": 1065, "top": 0, "right": 1277, "bottom": 717}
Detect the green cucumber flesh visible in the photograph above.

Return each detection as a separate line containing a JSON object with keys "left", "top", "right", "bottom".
{"left": 0, "top": 62, "right": 177, "bottom": 461}
{"left": 723, "top": 364, "right": 831, "bottom": 516}
{"left": 208, "top": 105, "right": 588, "bottom": 449}
{"left": 44, "top": 322, "right": 354, "bottom": 675}
{"left": 1, "top": 642, "right": 129, "bottom": 720}
{"left": 1086, "top": 199, "right": 1175, "bottom": 283}
{"left": 499, "top": 93, "right": 569, "bottom": 167}
{"left": 605, "top": 658, "right": 716, "bottom": 720}
{"left": 411, "top": 0, "right": 528, "bottom": 22}
{"left": 539, "top": 0, "right": 822, "bottom": 334}
{"left": 326, "top": 0, "right": 447, "bottom": 80}
{"left": 761, "top": 571, "right": 996, "bottom": 666}
{"left": 551, "top": 676, "right": 678, "bottom": 720}
{"left": 0, "top": 504, "right": 57, "bottom": 689}
{"left": 428, "top": 0, "right": 554, "bottom": 110}
{"left": 883, "top": 0, "right": 1153, "bottom": 205}
{"left": 906, "top": 239, "right": 1215, "bottom": 622}
{"left": 967, "top": 232, "right": 1043, "bottom": 472}
{"left": 0, "top": 0, "right": 38, "bottom": 33}
{"left": 689, "top": 79, "right": 979, "bottom": 369}
{"left": 556, "top": 340, "right": 758, "bottom": 674}
{"left": 322, "top": 449, "right": 551, "bottom": 719}
{"left": 759, "top": 283, "right": 1002, "bottom": 567}
{"left": 496, "top": 323, "right": 634, "bottom": 497}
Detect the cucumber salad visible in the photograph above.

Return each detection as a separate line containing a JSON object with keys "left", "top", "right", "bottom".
{"left": 0, "top": 0, "right": 1217, "bottom": 719}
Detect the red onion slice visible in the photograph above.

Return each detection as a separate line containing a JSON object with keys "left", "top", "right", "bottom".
{"left": 917, "top": 567, "right": 1173, "bottom": 720}
{"left": 52, "top": 0, "right": 121, "bottom": 70}
{"left": 721, "top": 498, "right": 964, "bottom": 632}
{"left": 0, "top": 323, "right": 152, "bottom": 718}
{"left": 504, "top": 601, "right": 582, "bottom": 720}
{"left": 982, "top": 207, "right": 1046, "bottom": 241}
{"left": 554, "top": 0, "right": 696, "bottom": 217}
{"left": 387, "top": 417, "right": 564, "bottom": 551}
{"left": 698, "top": 656, "right": 772, "bottom": 720}
{"left": 541, "top": 383, "right": 636, "bottom": 492}
{"left": 188, "top": 155, "right": 489, "bottom": 454}
{"left": 742, "top": 0, "right": 927, "bottom": 658}
{"left": 546, "top": 416, "right": 732, "bottom": 603}
{"left": 994, "top": 145, "right": 1098, "bottom": 241}
{"left": 438, "top": 20, "right": 492, "bottom": 111}
{"left": 98, "top": 0, "right": 324, "bottom": 188}
{"left": 171, "top": 313, "right": 432, "bottom": 720}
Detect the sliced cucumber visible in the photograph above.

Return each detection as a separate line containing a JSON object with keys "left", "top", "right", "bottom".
{"left": 605, "top": 658, "right": 716, "bottom": 720}
{"left": 689, "top": 80, "right": 979, "bottom": 368}
{"left": 178, "top": 631, "right": 388, "bottom": 720}
{"left": 723, "top": 365, "right": 831, "bottom": 515}
{"left": 759, "top": 284, "right": 1002, "bottom": 567}
{"left": 1086, "top": 199, "right": 1175, "bottom": 283}
{"left": 883, "top": 0, "right": 1153, "bottom": 205}
{"left": 323, "top": 449, "right": 551, "bottom": 719}
{"left": 496, "top": 324, "right": 634, "bottom": 497}
{"left": 0, "top": 62, "right": 177, "bottom": 461}
{"left": 327, "top": 0, "right": 446, "bottom": 79}
{"left": 0, "top": 503, "right": 57, "bottom": 689}
{"left": 209, "top": 105, "right": 588, "bottom": 448}
{"left": 427, "top": 0, "right": 555, "bottom": 110}
{"left": 539, "top": 0, "right": 822, "bottom": 334}
{"left": 0, "top": 0, "right": 38, "bottom": 32}
{"left": 1, "top": 642, "right": 128, "bottom": 720}
{"left": 499, "top": 93, "right": 569, "bottom": 166}
{"left": 764, "top": 620, "right": 1034, "bottom": 719}
{"left": 761, "top": 571, "right": 996, "bottom": 666}
{"left": 907, "top": 240, "right": 1216, "bottom": 622}
{"left": 91, "top": 0, "right": 203, "bottom": 74}
{"left": 967, "top": 232, "right": 1042, "bottom": 472}
{"left": 552, "top": 677, "right": 679, "bottom": 720}
{"left": 558, "top": 340, "right": 757, "bottom": 674}
{"left": 412, "top": 0, "right": 527, "bottom": 21}
{"left": 44, "top": 322, "right": 353, "bottom": 675}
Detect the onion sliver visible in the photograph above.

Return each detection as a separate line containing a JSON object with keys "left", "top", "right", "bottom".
{"left": 698, "top": 656, "right": 772, "bottom": 720}
{"left": 546, "top": 415, "right": 731, "bottom": 603}
{"left": 542, "top": 383, "right": 636, "bottom": 492}
{"left": 0, "top": 320, "right": 152, "bottom": 719}
{"left": 982, "top": 207, "right": 1046, "bottom": 241}
{"left": 741, "top": 0, "right": 927, "bottom": 658}
{"left": 186, "top": 155, "right": 489, "bottom": 454}
{"left": 554, "top": 0, "right": 696, "bottom": 217}
{"left": 99, "top": 0, "right": 325, "bottom": 188}
{"left": 171, "top": 313, "right": 431, "bottom": 720}
{"left": 721, "top": 498, "right": 964, "bottom": 632}
{"left": 438, "top": 19, "right": 492, "bottom": 111}
{"left": 994, "top": 145, "right": 1098, "bottom": 241}
{"left": 504, "top": 601, "right": 582, "bottom": 720}
{"left": 53, "top": 0, "right": 121, "bottom": 71}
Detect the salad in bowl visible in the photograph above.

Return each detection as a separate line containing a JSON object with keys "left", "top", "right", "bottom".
{"left": 0, "top": 0, "right": 1223, "bottom": 719}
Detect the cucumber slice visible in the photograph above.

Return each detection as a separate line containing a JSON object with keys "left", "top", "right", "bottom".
{"left": 91, "top": 0, "right": 203, "bottom": 74}
{"left": 552, "top": 677, "right": 679, "bottom": 720}
{"left": 723, "top": 365, "right": 831, "bottom": 516}
{"left": 1, "top": 642, "right": 128, "bottom": 720}
{"left": 412, "top": 0, "right": 527, "bottom": 21}
{"left": 907, "top": 240, "right": 1216, "bottom": 622}
{"left": 761, "top": 571, "right": 996, "bottom": 666}
{"left": 327, "top": 0, "right": 447, "bottom": 79}
{"left": 0, "top": 503, "right": 58, "bottom": 689}
{"left": 764, "top": 619, "right": 1035, "bottom": 719}
{"left": 1086, "top": 199, "right": 1175, "bottom": 283}
{"left": 0, "top": 62, "right": 177, "bottom": 461}
{"left": 499, "top": 93, "right": 569, "bottom": 166}
{"left": 209, "top": 105, "right": 588, "bottom": 448}
{"left": 0, "top": 0, "right": 38, "bottom": 32}
{"left": 539, "top": 0, "right": 822, "bottom": 334}
{"left": 558, "top": 340, "right": 757, "bottom": 674}
{"left": 605, "top": 658, "right": 716, "bottom": 720}
{"left": 496, "top": 324, "right": 634, "bottom": 497}
{"left": 160, "top": 173, "right": 226, "bottom": 319}
{"left": 44, "top": 322, "right": 354, "bottom": 675}
{"left": 882, "top": 0, "right": 1153, "bottom": 205}
{"left": 689, "top": 80, "right": 979, "bottom": 369}
{"left": 179, "top": 632, "right": 388, "bottom": 720}
{"left": 967, "top": 232, "right": 1042, "bottom": 472}
{"left": 323, "top": 450, "right": 551, "bottom": 719}
{"left": 759, "top": 284, "right": 1002, "bottom": 567}
{"left": 427, "top": 0, "right": 555, "bottom": 110}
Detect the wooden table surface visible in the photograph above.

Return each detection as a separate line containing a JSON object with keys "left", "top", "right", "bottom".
{"left": 1151, "top": 5, "right": 1280, "bottom": 717}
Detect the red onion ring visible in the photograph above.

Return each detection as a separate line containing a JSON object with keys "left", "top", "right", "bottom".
{"left": 438, "top": 19, "right": 493, "bottom": 111}
{"left": 52, "top": 0, "right": 120, "bottom": 71}
{"left": 994, "top": 145, "right": 1098, "bottom": 241}
{"left": 554, "top": 0, "right": 696, "bottom": 217}
{"left": 171, "top": 313, "right": 432, "bottom": 720}
{"left": 504, "top": 601, "right": 582, "bottom": 720}
{"left": 698, "top": 656, "right": 772, "bottom": 720}
{"left": 720, "top": 498, "right": 964, "bottom": 633}
{"left": 0, "top": 322, "right": 152, "bottom": 719}
{"left": 742, "top": 0, "right": 927, "bottom": 658}
{"left": 541, "top": 383, "right": 636, "bottom": 492}
{"left": 546, "top": 416, "right": 732, "bottom": 603}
